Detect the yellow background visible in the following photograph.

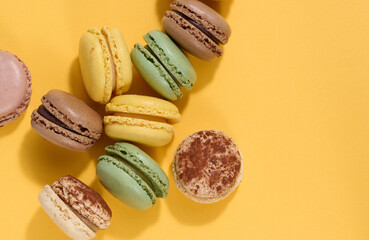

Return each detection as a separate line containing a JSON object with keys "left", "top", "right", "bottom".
{"left": 0, "top": 0, "right": 368, "bottom": 239}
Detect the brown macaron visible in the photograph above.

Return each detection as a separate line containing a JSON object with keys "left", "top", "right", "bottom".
{"left": 162, "top": 0, "right": 231, "bottom": 61}
{"left": 173, "top": 130, "right": 243, "bottom": 203}
{"left": 31, "top": 89, "right": 103, "bottom": 152}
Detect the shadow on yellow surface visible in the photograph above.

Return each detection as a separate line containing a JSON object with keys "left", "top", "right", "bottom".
{"left": 0, "top": 112, "right": 26, "bottom": 137}
{"left": 166, "top": 163, "right": 236, "bottom": 225}
{"left": 26, "top": 208, "right": 71, "bottom": 240}
{"left": 19, "top": 130, "right": 90, "bottom": 186}
{"left": 27, "top": 207, "right": 106, "bottom": 240}
{"left": 88, "top": 134, "right": 116, "bottom": 164}
{"left": 95, "top": 180, "right": 161, "bottom": 239}
{"left": 188, "top": 55, "right": 221, "bottom": 93}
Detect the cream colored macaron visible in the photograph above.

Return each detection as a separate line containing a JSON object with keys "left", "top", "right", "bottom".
{"left": 79, "top": 27, "right": 132, "bottom": 104}
{"left": 104, "top": 95, "right": 181, "bottom": 147}
{"left": 38, "top": 175, "right": 112, "bottom": 240}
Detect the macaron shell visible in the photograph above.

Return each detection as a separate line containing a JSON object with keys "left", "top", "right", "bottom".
{"left": 0, "top": 51, "right": 27, "bottom": 116}
{"left": 102, "top": 27, "right": 132, "bottom": 95}
{"left": 31, "top": 110, "right": 94, "bottom": 152}
{"left": 42, "top": 89, "right": 103, "bottom": 139}
{"left": 0, "top": 50, "right": 32, "bottom": 126}
{"left": 105, "top": 94, "right": 181, "bottom": 123}
{"left": 173, "top": 130, "right": 243, "bottom": 203}
{"left": 51, "top": 175, "right": 111, "bottom": 230}
{"left": 104, "top": 116, "right": 174, "bottom": 147}
{"left": 162, "top": 12, "right": 221, "bottom": 61}
{"left": 170, "top": 0, "right": 231, "bottom": 44}
{"left": 131, "top": 44, "right": 182, "bottom": 101}
{"left": 106, "top": 142, "right": 169, "bottom": 198}
{"left": 79, "top": 28, "right": 113, "bottom": 104}
{"left": 144, "top": 30, "right": 196, "bottom": 90}
{"left": 39, "top": 185, "right": 96, "bottom": 240}
{"left": 96, "top": 156, "right": 155, "bottom": 210}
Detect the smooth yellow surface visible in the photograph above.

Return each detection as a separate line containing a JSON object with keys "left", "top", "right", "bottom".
{"left": 0, "top": 0, "right": 368, "bottom": 239}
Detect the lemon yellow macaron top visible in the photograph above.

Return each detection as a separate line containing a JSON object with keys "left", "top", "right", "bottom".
{"left": 79, "top": 26, "right": 132, "bottom": 104}
{"left": 104, "top": 95, "right": 181, "bottom": 147}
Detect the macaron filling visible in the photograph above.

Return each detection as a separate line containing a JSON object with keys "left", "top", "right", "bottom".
{"left": 67, "top": 204, "right": 100, "bottom": 232}
{"left": 113, "top": 155, "right": 156, "bottom": 191}
{"left": 102, "top": 31, "right": 117, "bottom": 91}
{"left": 105, "top": 143, "right": 169, "bottom": 198}
{"left": 144, "top": 45, "right": 182, "bottom": 87}
{"left": 173, "top": 11, "right": 220, "bottom": 45}
{"left": 163, "top": 11, "right": 222, "bottom": 57}
{"left": 143, "top": 45, "right": 183, "bottom": 90}
{"left": 133, "top": 43, "right": 182, "bottom": 99}
{"left": 113, "top": 112, "right": 167, "bottom": 123}
{"left": 143, "top": 31, "right": 195, "bottom": 90}
{"left": 37, "top": 105, "right": 75, "bottom": 133}
{"left": 35, "top": 103, "right": 98, "bottom": 144}
{"left": 97, "top": 155, "right": 157, "bottom": 205}
{"left": 51, "top": 175, "right": 111, "bottom": 230}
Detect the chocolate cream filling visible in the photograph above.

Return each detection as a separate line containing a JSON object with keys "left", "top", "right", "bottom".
{"left": 37, "top": 106, "right": 73, "bottom": 131}
{"left": 173, "top": 11, "right": 221, "bottom": 45}
{"left": 37, "top": 105, "right": 79, "bottom": 135}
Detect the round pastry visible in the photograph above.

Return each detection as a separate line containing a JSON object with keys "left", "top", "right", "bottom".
{"left": 173, "top": 130, "right": 243, "bottom": 203}
{"left": 0, "top": 50, "right": 32, "bottom": 126}
{"left": 162, "top": 0, "right": 231, "bottom": 61}
{"left": 39, "top": 175, "right": 112, "bottom": 240}
{"left": 31, "top": 89, "right": 103, "bottom": 152}
{"left": 131, "top": 30, "right": 196, "bottom": 101}
{"left": 104, "top": 94, "right": 181, "bottom": 147}
{"left": 79, "top": 26, "right": 132, "bottom": 104}
{"left": 96, "top": 142, "right": 169, "bottom": 210}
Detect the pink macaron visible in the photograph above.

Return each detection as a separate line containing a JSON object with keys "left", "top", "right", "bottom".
{"left": 0, "top": 50, "right": 32, "bottom": 126}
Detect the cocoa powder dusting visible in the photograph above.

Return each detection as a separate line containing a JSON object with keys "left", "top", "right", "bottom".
{"left": 175, "top": 130, "right": 242, "bottom": 197}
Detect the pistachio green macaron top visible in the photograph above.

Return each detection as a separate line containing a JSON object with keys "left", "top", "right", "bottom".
{"left": 131, "top": 30, "right": 197, "bottom": 101}
{"left": 96, "top": 142, "right": 169, "bottom": 210}
{"left": 144, "top": 30, "right": 196, "bottom": 90}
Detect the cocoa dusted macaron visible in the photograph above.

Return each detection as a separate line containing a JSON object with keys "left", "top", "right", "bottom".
{"left": 39, "top": 175, "right": 111, "bottom": 240}
{"left": 173, "top": 130, "right": 243, "bottom": 203}
{"left": 162, "top": 0, "right": 231, "bottom": 61}
{"left": 31, "top": 89, "right": 103, "bottom": 152}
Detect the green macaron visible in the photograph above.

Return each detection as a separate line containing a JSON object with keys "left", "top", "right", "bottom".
{"left": 96, "top": 142, "right": 169, "bottom": 210}
{"left": 131, "top": 30, "right": 197, "bottom": 101}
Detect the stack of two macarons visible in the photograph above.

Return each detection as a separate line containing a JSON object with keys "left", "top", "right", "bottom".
{"left": 130, "top": 0, "right": 231, "bottom": 101}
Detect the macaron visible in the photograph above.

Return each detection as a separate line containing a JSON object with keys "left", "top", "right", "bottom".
{"left": 79, "top": 26, "right": 132, "bottom": 104}
{"left": 162, "top": 0, "right": 231, "bottom": 61}
{"left": 173, "top": 130, "right": 243, "bottom": 203}
{"left": 0, "top": 50, "right": 32, "bottom": 126}
{"left": 39, "top": 175, "right": 112, "bottom": 240}
{"left": 104, "top": 94, "right": 181, "bottom": 147}
{"left": 131, "top": 30, "right": 196, "bottom": 101}
{"left": 31, "top": 89, "right": 103, "bottom": 152}
{"left": 96, "top": 142, "right": 169, "bottom": 210}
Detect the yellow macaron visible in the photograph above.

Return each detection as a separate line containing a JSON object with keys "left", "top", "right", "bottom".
{"left": 79, "top": 27, "right": 132, "bottom": 104}
{"left": 104, "top": 95, "right": 181, "bottom": 147}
